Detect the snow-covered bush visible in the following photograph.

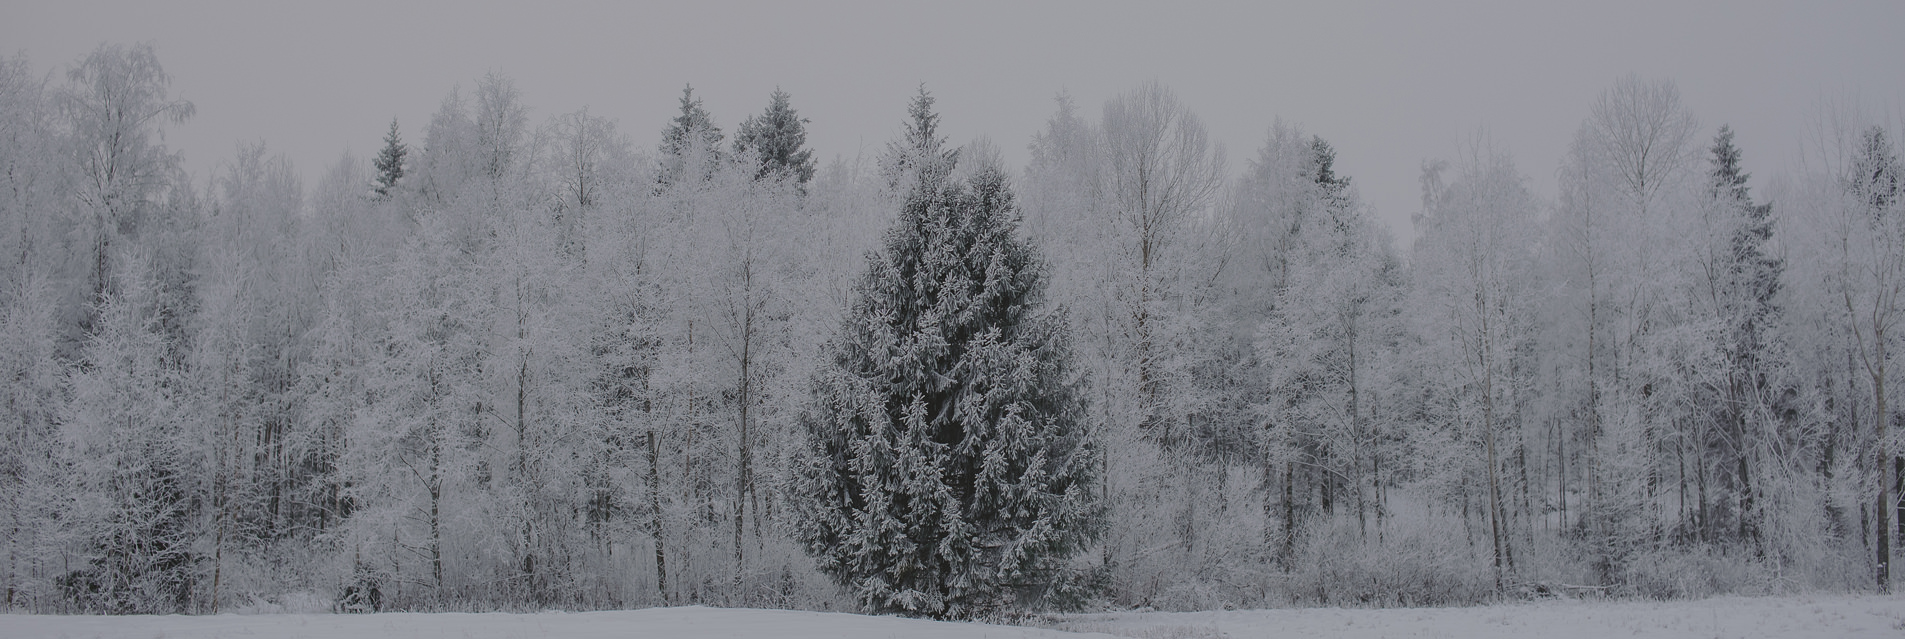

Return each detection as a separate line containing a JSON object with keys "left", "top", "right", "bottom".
{"left": 1282, "top": 502, "right": 1493, "bottom": 607}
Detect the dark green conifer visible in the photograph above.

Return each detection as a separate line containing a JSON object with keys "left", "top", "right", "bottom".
{"left": 373, "top": 118, "right": 406, "bottom": 198}
{"left": 658, "top": 85, "right": 724, "bottom": 186}
{"left": 1705, "top": 125, "right": 1782, "bottom": 547}
{"left": 735, "top": 88, "right": 816, "bottom": 186}
{"left": 794, "top": 140, "right": 1100, "bottom": 619}
{"left": 880, "top": 86, "right": 959, "bottom": 191}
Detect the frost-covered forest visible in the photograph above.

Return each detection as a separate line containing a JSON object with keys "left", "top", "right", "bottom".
{"left": 1, "top": 42, "right": 1903, "bottom": 616}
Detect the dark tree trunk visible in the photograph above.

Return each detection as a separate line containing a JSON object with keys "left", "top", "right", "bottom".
{"left": 647, "top": 429, "right": 668, "bottom": 603}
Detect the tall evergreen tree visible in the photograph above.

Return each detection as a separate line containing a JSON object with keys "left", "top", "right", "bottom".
{"left": 1850, "top": 126, "right": 1900, "bottom": 214}
{"left": 1310, "top": 135, "right": 1350, "bottom": 197}
{"left": 879, "top": 86, "right": 958, "bottom": 191}
{"left": 734, "top": 88, "right": 816, "bottom": 186}
{"left": 658, "top": 84, "right": 723, "bottom": 187}
{"left": 792, "top": 159, "right": 1101, "bottom": 619}
{"left": 373, "top": 118, "right": 406, "bottom": 199}
{"left": 1703, "top": 125, "right": 1781, "bottom": 546}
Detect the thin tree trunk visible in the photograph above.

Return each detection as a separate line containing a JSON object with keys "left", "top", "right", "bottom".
{"left": 1739, "top": 454, "right": 1754, "bottom": 549}
{"left": 1462, "top": 475, "right": 1475, "bottom": 550}
{"left": 430, "top": 440, "right": 443, "bottom": 596}
{"left": 1676, "top": 433, "right": 1687, "bottom": 543}
{"left": 1374, "top": 448, "right": 1386, "bottom": 544}
{"left": 516, "top": 299, "right": 535, "bottom": 601}
{"left": 1485, "top": 347, "right": 1507, "bottom": 590}
{"left": 1846, "top": 269, "right": 1892, "bottom": 592}
{"left": 647, "top": 429, "right": 667, "bottom": 604}
{"left": 1518, "top": 434, "right": 1533, "bottom": 551}
{"left": 734, "top": 291, "right": 753, "bottom": 596}
{"left": 5, "top": 474, "right": 15, "bottom": 609}
{"left": 1282, "top": 461, "right": 1296, "bottom": 570}
{"left": 1349, "top": 321, "right": 1366, "bottom": 539}
{"left": 211, "top": 454, "right": 226, "bottom": 614}
{"left": 1697, "top": 447, "right": 1709, "bottom": 543}
{"left": 1895, "top": 456, "right": 1904, "bottom": 548}
{"left": 1875, "top": 354, "right": 1890, "bottom": 593}
{"left": 1556, "top": 415, "right": 1567, "bottom": 534}
{"left": 1102, "top": 307, "right": 1115, "bottom": 570}
{"left": 1180, "top": 456, "right": 1197, "bottom": 556}
{"left": 1320, "top": 455, "right": 1333, "bottom": 517}
{"left": 1481, "top": 286, "right": 1509, "bottom": 590}
{"left": 1261, "top": 455, "right": 1276, "bottom": 564}
{"left": 211, "top": 381, "right": 236, "bottom": 615}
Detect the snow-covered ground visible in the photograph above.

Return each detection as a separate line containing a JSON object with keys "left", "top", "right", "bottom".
{"left": 0, "top": 605, "right": 1122, "bottom": 639}
{"left": 1044, "top": 594, "right": 1905, "bottom": 638}
{"left": 4, "top": 595, "right": 1903, "bottom": 639}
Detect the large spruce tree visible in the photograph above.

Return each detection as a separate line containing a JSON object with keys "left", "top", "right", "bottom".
{"left": 734, "top": 88, "right": 816, "bottom": 185}
{"left": 373, "top": 118, "right": 406, "bottom": 198}
{"left": 879, "top": 87, "right": 959, "bottom": 191}
{"left": 1703, "top": 125, "right": 1781, "bottom": 546}
{"left": 793, "top": 108, "right": 1100, "bottom": 619}
{"left": 657, "top": 84, "right": 723, "bottom": 187}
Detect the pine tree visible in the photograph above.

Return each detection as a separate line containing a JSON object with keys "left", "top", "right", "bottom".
{"left": 879, "top": 86, "right": 958, "bottom": 191}
{"left": 1850, "top": 126, "right": 1900, "bottom": 214}
{"left": 734, "top": 88, "right": 816, "bottom": 186}
{"left": 1310, "top": 135, "right": 1350, "bottom": 198}
{"left": 793, "top": 157, "right": 1101, "bottom": 619}
{"left": 373, "top": 118, "right": 406, "bottom": 199}
{"left": 1703, "top": 125, "right": 1781, "bottom": 546}
{"left": 658, "top": 84, "right": 723, "bottom": 187}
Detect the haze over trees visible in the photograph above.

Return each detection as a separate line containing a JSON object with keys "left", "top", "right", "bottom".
{"left": 0, "top": 44, "right": 1901, "bottom": 616}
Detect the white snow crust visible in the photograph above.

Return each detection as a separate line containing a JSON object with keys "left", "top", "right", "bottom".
{"left": 0, "top": 605, "right": 1121, "bottom": 639}
{"left": 1045, "top": 594, "right": 1905, "bottom": 638}
{"left": 5, "top": 595, "right": 1903, "bottom": 638}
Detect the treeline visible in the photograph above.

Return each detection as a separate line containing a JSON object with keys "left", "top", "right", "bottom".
{"left": 0, "top": 44, "right": 1900, "bottom": 614}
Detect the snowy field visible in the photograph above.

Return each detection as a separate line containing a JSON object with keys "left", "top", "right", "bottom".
{"left": 1041, "top": 595, "right": 1905, "bottom": 638}
{"left": 0, "top": 606, "right": 1119, "bottom": 639}
{"left": 6, "top": 595, "right": 1904, "bottom": 639}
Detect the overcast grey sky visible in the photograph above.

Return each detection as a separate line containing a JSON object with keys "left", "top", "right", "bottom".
{"left": 5, "top": 0, "right": 1902, "bottom": 241}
